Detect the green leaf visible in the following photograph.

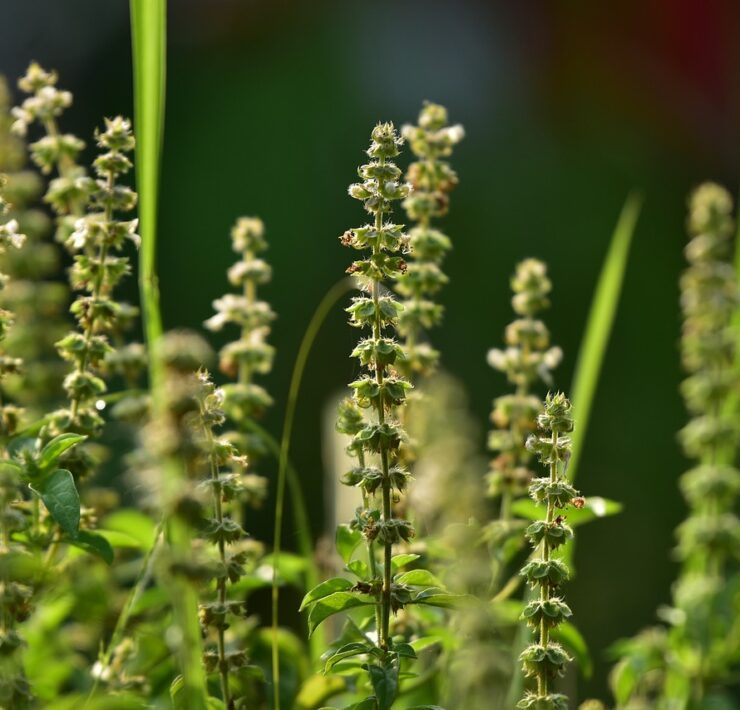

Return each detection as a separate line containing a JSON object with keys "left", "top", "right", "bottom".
{"left": 569, "top": 192, "right": 641, "bottom": 482}
{"left": 102, "top": 509, "right": 157, "bottom": 548}
{"left": 409, "top": 636, "right": 442, "bottom": 653}
{"left": 294, "top": 673, "right": 346, "bottom": 708}
{"left": 32, "top": 469, "right": 80, "bottom": 534}
{"left": 611, "top": 660, "right": 638, "bottom": 706}
{"left": 392, "top": 642, "right": 417, "bottom": 659}
{"left": 324, "top": 642, "right": 374, "bottom": 672}
{"left": 510, "top": 496, "right": 622, "bottom": 527}
{"left": 95, "top": 529, "right": 145, "bottom": 550}
{"left": 38, "top": 434, "right": 86, "bottom": 473}
{"left": 307, "top": 591, "right": 376, "bottom": 637}
{"left": 367, "top": 661, "right": 399, "bottom": 710}
{"left": 552, "top": 621, "right": 592, "bottom": 678}
{"left": 412, "top": 589, "right": 469, "bottom": 609}
{"left": 346, "top": 559, "right": 369, "bottom": 580}
{"left": 342, "top": 700, "right": 377, "bottom": 710}
{"left": 64, "top": 530, "right": 114, "bottom": 565}
{"left": 336, "top": 524, "right": 362, "bottom": 564}
{"left": 300, "top": 577, "right": 353, "bottom": 611}
{"left": 395, "top": 569, "right": 443, "bottom": 588}
{"left": 260, "top": 552, "right": 308, "bottom": 586}
{"left": 390, "top": 553, "right": 420, "bottom": 571}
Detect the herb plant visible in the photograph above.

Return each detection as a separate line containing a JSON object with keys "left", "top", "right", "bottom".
{"left": 611, "top": 183, "right": 740, "bottom": 709}
{"left": 0, "top": 13, "right": 733, "bottom": 708}
{"left": 395, "top": 102, "right": 463, "bottom": 377}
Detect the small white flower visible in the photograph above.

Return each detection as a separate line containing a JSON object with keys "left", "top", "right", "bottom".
{"left": 68, "top": 218, "right": 89, "bottom": 251}
{"left": 0, "top": 220, "right": 26, "bottom": 249}
{"left": 126, "top": 218, "right": 141, "bottom": 248}
{"left": 204, "top": 312, "right": 227, "bottom": 332}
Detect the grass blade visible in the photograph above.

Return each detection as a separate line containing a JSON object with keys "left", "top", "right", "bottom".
{"left": 131, "top": 3, "right": 207, "bottom": 706}
{"left": 130, "top": 0, "right": 166, "bottom": 400}
{"left": 568, "top": 192, "right": 642, "bottom": 481}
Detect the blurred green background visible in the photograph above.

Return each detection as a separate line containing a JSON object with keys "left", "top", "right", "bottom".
{"left": 3, "top": 0, "right": 740, "bottom": 702}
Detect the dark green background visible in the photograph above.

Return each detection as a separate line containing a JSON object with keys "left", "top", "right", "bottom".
{"left": 3, "top": 0, "right": 739, "bottom": 702}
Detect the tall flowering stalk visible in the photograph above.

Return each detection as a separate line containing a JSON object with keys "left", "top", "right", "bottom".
{"left": 139, "top": 332, "right": 212, "bottom": 708}
{"left": 610, "top": 183, "right": 740, "bottom": 708}
{"left": 195, "top": 370, "right": 259, "bottom": 707}
{"left": 519, "top": 392, "right": 581, "bottom": 710}
{"left": 395, "top": 102, "right": 463, "bottom": 377}
{"left": 11, "top": 63, "right": 87, "bottom": 240}
{"left": 0, "top": 183, "right": 26, "bottom": 435}
{"left": 343, "top": 123, "right": 412, "bottom": 654}
{"left": 304, "top": 123, "right": 436, "bottom": 708}
{"left": 0, "top": 76, "right": 66, "bottom": 414}
{"left": 0, "top": 178, "right": 30, "bottom": 707}
{"left": 49, "top": 117, "right": 141, "bottom": 470}
{"left": 204, "top": 215, "right": 272, "bottom": 497}
{"left": 487, "top": 259, "right": 562, "bottom": 531}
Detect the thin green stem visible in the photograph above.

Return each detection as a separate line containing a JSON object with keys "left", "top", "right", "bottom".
{"left": 370, "top": 183, "right": 393, "bottom": 651}
{"left": 84, "top": 522, "right": 164, "bottom": 707}
{"left": 272, "top": 277, "right": 353, "bottom": 707}
{"left": 359, "top": 450, "right": 383, "bottom": 637}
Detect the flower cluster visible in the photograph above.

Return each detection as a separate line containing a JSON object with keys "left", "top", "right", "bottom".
{"left": 519, "top": 392, "right": 580, "bottom": 710}
{"left": 195, "top": 371, "right": 261, "bottom": 706}
{"left": 487, "top": 259, "right": 562, "bottom": 517}
{"left": 305, "top": 124, "right": 450, "bottom": 707}
{"left": 0, "top": 179, "right": 26, "bottom": 430}
{"left": 0, "top": 76, "right": 66, "bottom": 415}
{"left": 395, "top": 102, "right": 463, "bottom": 376}
{"left": 205, "top": 216, "right": 273, "bottom": 496}
{"left": 12, "top": 63, "right": 87, "bottom": 241}
{"left": 0, "top": 174, "right": 31, "bottom": 708}
{"left": 137, "top": 332, "right": 264, "bottom": 706}
{"left": 676, "top": 183, "right": 740, "bottom": 563}
{"left": 48, "top": 117, "right": 144, "bottom": 476}
{"left": 609, "top": 183, "right": 740, "bottom": 707}
{"left": 672, "top": 184, "right": 740, "bottom": 692}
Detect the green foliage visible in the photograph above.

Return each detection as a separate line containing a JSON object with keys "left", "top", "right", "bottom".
{"left": 1, "top": 17, "right": 735, "bottom": 710}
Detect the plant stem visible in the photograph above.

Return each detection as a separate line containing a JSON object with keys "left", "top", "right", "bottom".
{"left": 84, "top": 522, "right": 164, "bottom": 707}
{"left": 201, "top": 403, "right": 231, "bottom": 707}
{"left": 70, "top": 173, "right": 113, "bottom": 421}
{"left": 370, "top": 172, "right": 393, "bottom": 651}
{"left": 272, "top": 277, "right": 353, "bottom": 707}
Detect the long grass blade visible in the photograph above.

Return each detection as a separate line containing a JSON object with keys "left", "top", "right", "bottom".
{"left": 272, "top": 278, "right": 353, "bottom": 708}
{"left": 130, "top": 0, "right": 166, "bottom": 401}
{"left": 568, "top": 192, "right": 642, "bottom": 481}
{"left": 131, "top": 3, "right": 208, "bottom": 707}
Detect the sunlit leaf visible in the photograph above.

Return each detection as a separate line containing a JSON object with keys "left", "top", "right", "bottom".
{"left": 300, "top": 577, "right": 353, "bottom": 611}
{"left": 394, "top": 569, "right": 443, "bottom": 588}
{"left": 307, "top": 592, "right": 376, "bottom": 637}
{"left": 38, "top": 434, "right": 86, "bottom": 473}
{"left": 336, "top": 524, "right": 363, "bottom": 564}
